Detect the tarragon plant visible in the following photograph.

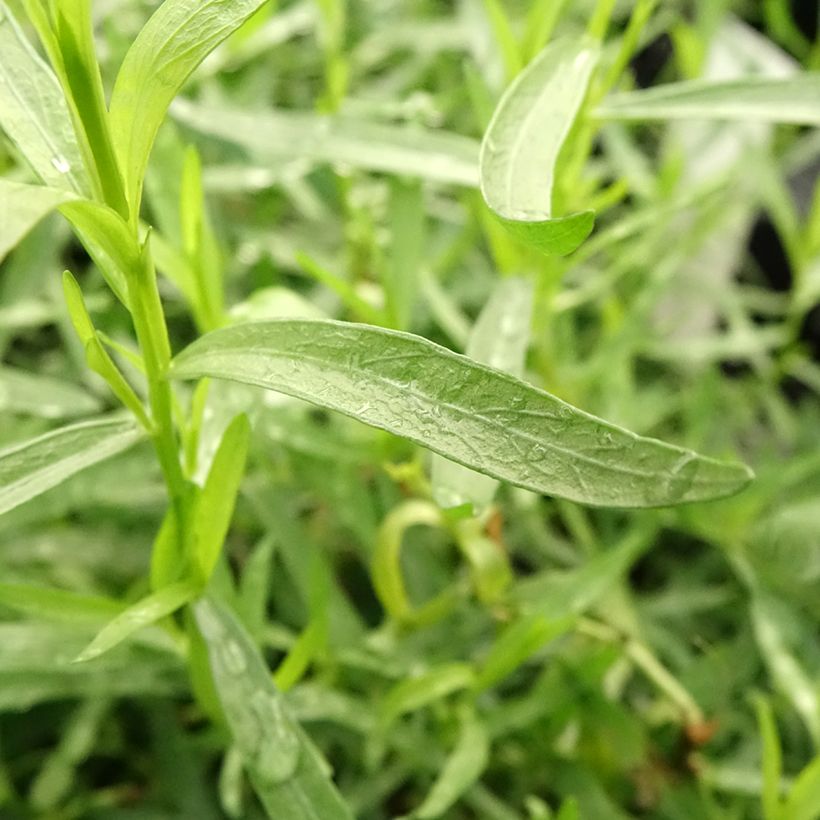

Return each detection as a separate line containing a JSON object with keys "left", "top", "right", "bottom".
{"left": 1, "top": 0, "right": 817, "bottom": 817}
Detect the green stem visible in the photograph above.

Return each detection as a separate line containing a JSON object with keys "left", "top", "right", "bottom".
{"left": 125, "top": 236, "right": 188, "bottom": 531}
{"left": 578, "top": 616, "right": 704, "bottom": 726}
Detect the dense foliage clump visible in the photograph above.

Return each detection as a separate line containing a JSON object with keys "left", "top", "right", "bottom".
{"left": 0, "top": 1, "right": 818, "bottom": 818}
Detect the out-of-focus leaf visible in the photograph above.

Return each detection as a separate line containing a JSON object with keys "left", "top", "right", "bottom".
{"left": 109, "top": 0, "right": 269, "bottom": 205}
{"left": 596, "top": 75, "right": 820, "bottom": 124}
{"left": 480, "top": 38, "right": 598, "bottom": 255}
{"left": 0, "top": 416, "right": 144, "bottom": 516}
{"left": 0, "top": 3, "right": 89, "bottom": 194}
{"left": 0, "top": 583, "right": 121, "bottom": 623}
{"left": 379, "top": 663, "right": 476, "bottom": 730}
{"left": 416, "top": 714, "right": 489, "bottom": 818}
{"left": 172, "top": 98, "right": 480, "bottom": 186}
{"left": 0, "top": 365, "right": 100, "bottom": 419}
{"left": 513, "top": 527, "right": 653, "bottom": 617}
{"left": 0, "top": 621, "right": 183, "bottom": 712}
{"left": 0, "top": 180, "right": 72, "bottom": 264}
{"left": 171, "top": 319, "right": 753, "bottom": 507}
{"left": 751, "top": 591, "right": 820, "bottom": 748}
{"left": 194, "top": 597, "right": 355, "bottom": 820}
{"left": 74, "top": 578, "right": 199, "bottom": 663}
{"left": 475, "top": 613, "right": 574, "bottom": 692}
{"left": 785, "top": 755, "right": 820, "bottom": 820}
{"left": 754, "top": 695, "right": 784, "bottom": 820}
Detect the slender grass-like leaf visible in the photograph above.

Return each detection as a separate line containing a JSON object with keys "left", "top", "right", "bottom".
{"left": 0, "top": 416, "right": 144, "bottom": 516}
{"left": 784, "top": 756, "right": 820, "bottom": 820}
{"left": 192, "top": 414, "right": 249, "bottom": 583}
{"left": 474, "top": 613, "right": 574, "bottom": 692}
{"left": 0, "top": 180, "right": 72, "bottom": 264}
{"left": 480, "top": 38, "right": 598, "bottom": 255}
{"left": 751, "top": 591, "right": 820, "bottom": 748}
{"left": 109, "top": 0, "right": 269, "bottom": 206}
{"left": 596, "top": 75, "right": 820, "bottom": 124}
{"left": 0, "top": 365, "right": 100, "bottom": 419}
{"left": 194, "top": 597, "right": 355, "bottom": 820}
{"left": 0, "top": 2, "right": 89, "bottom": 194}
{"left": 379, "top": 663, "right": 476, "bottom": 730}
{"left": 74, "top": 578, "right": 199, "bottom": 663}
{"left": 171, "top": 320, "right": 753, "bottom": 507}
{"left": 0, "top": 583, "right": 122, "bottom": 623}
{"left": 416, "top": 714, "right": 489, "bottom": 818}
{"left": 754, "top": 695, "right": 783, "bottom": 820}
{"left": 172, "top": 98, "right": 480, "bottom": 186}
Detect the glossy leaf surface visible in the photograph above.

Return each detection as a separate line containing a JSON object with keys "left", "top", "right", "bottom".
{"left": 480, "top": 38, "right": 598, "bottom": 254}
{"left": 194, "top": 598, "right": 355, "bottom": 820}
{"left": 171, "top": 320, "right": 753, "bottom": 507}
{"left": 109, "top": 0, "right": 269, "bottom": 204}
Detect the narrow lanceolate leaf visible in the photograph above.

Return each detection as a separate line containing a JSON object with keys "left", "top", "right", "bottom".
{"left": 109, "top": 0, "right": 269, "bottom": 205}
{"left": 0, "top": 180, "right": 72, "bottom": 264}
{"left": 171, "top": 320, "right": 753, "bottom": 508}
{"left": 596, "top": 75, "right": 820, "bottom": 125}
{"left": 74, "top": 578, "right": 199, "bottom": 663}
{"left": 194, "top": 598, "right": 355, "bottom": 820}
{"left": 0, "top": 3, "right": 89, "bottom": 194}
{"left": 192, "top": 414, "right": 250, "bottom": 583}
{"left": 416, "top": 715, "right": 489, "bottom": 819}
{"left": 0, "top": 416, "right": 143, "bottom": 516}
{"left": 172, "top": 98, "right": 480, "bottom": 187}
{"left": 480, "top": 38, "right": 598, "bottom": 255}
{"left": 431, "top": 277, "right": 533, "bottom": 510}
{"left": 0, "top": 365, "right": 100, "bottom": 419}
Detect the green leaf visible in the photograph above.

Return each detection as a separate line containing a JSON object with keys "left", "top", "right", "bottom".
{"left": 59, "top": 200, "right": 139, "bottom": 304}
{"left": 49, "top": 0, "right": 128, "bottom": 216}
{"left": 0, "top": 364, "right": 100, "bottom": 419}
{"left": 109, "top": 0, "right": 269, "bottom": 206}
{"left": 170, "top": 319, "right": 753, "bottom": 508}
{"left": 193, "top": 597, "right": 355, "bottom": 820}
{"left": 480, "top": 38, "right": 598, "bottom": 255}
{"left": 474, "top": 613, "right": 574, "bottom": 692}
{"left": 431, "top": 276, "right": 533, "bottom": 510}
{"left": 171, "top": 98, "right": 480, "bottom": 187}
{"left": 0, "top": 416, "right": 144, "bottom": 516}
{"left": 192, "top": 414, "right": 250, "bottom": 583}
{"left": 754, "top": 695, "right": 784, "bottom": 820}
{"left": 784, "top": 755, "right": 820, "bottom": 820}
{"left": 0, "top": 2, "right": 90, "bottom": 194}
{"left": 0, "top": 179, "right": 72, "bottom": 264}
{"left": 513, "top": 526, "right": 653, "bottom": 617}
{"left": 750, "top": 591, "right": 820, "bottom": 748}
{"left": 596, "top": 75, "right": 820, "bottom": 125}
{"left": 415, "top": 714, "right": 490, "bottom": 818}
{"left": 0, "top": 583, "right": 122, "bottom": 624}
{"left": 380, "top": 663, "right": 476, "bottom": 730}
{"left": 74, "top": 578, "right": 199, "bottom": 663}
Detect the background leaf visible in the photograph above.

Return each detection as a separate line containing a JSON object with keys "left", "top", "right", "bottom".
{"left": 0, "top": 2, "right": 89, "bottom": 194}
{"left": 596, "top": 75, "right": 820, "bottom": 124}
{"left": 0, "top": 180, "right": 72, "bottom": 264}
{"left": 172, "top": 98, "right": 480, "bottom": 187}
{"left": 0, "top": 416, "right": 143, "bottom": 515}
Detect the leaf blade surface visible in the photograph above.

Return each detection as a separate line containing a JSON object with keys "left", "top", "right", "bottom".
{"left": 171, "top": 319, "right": 752, "bottom": 507}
